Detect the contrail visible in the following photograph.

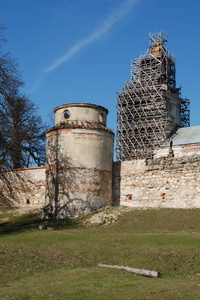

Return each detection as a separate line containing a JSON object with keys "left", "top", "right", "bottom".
{"left": 43, "top": 0, "right": 138, "bottom": 73}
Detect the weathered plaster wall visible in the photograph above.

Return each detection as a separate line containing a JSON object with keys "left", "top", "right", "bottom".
{"left": 45, "top": 126, "right": 114, "bottom": 218}
{"left": 154, "top": 144, "right": 200, "bottom": 159}
{"left": 54, "top": 103, "right": 108, "bottom": 127}
{"left": 45, "top": 167, "right": 112, "bottom": 218}
{"left": 1, "top": 144, "right": 200, "bottom": 211}
{"left": 113, "top": 151, "right": 200, "bottom": 208}
{"left": 0, "top": 167, "right": 45, "bottom": 207}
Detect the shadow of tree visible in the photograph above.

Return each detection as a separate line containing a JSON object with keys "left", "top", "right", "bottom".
{"left": 0, "top": 167, "right": 44, "bottom": 208}
{"left": 43, "top": 128, "right": 112, "bottom": 219}
{"left": 0, "top": 214, "right": 42, "bottom": 235}
{"left": 0, "top": 169, "right": 27, "bottom": 207}
{"left": 0, "top": 212, "right": 81, "bottom": 235}
{"left": 112, "top": 161, "right": 121, "bottom": 206}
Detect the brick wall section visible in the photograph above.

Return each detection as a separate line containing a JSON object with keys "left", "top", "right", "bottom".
{"left": 0, "top": 167, "right": 45, "bottom": 207}
{"left": 113, "top": 154, "right": 200, "bottom": 208}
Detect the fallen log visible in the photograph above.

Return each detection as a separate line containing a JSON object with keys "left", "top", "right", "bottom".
{"left": 98, "top": 264, "right": 162, "bottom": 278}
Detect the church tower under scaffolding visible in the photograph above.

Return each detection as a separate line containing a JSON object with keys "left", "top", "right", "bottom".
{"left": 116, "top": 31, "right": 190, "bottom": 161}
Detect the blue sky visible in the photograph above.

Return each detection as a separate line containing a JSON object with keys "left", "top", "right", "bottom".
{"left": 1, "top": 0, "right": 200, "bottom": 137}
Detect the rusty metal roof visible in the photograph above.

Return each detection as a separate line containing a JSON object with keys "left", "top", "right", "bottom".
{"left": 162, "top": 126, "right": 200, "bottom": 146}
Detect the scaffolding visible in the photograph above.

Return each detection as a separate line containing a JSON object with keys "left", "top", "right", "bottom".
{"left": 116, "top": 31, "right": 190, "bottom": 161}
{"left": 180, "top": 98, "right": 190, "bottom": 127}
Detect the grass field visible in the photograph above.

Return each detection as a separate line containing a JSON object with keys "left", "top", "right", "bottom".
{"left": 0, "top": 208, "right": 200, "bottom": 299}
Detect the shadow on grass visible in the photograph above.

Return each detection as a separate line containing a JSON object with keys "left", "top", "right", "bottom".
{"left": 0, "top": 213, "right": 82, "bottom": 235}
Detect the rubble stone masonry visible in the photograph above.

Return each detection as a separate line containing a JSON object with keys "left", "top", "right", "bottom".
{"left": 113, "top": 154, "right": 200, "bottom": 208}
{"left": 1, "top": 151, "right": 200, "bottom": 210}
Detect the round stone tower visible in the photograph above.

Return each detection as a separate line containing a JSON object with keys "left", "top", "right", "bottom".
{"left": 45, "top": 103, "right": 114, "bottom": 218}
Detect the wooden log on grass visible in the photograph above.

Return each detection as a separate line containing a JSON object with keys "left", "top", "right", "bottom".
{"left": 98, "top": 264, "right": 162, "bottom": 278}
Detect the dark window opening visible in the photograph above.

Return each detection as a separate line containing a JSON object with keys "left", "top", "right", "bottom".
{"left": 64, "top": 110, "right": 70, "bottom": 119}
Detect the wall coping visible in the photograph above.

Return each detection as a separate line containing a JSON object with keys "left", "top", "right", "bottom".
{"left": 1, "top": 166, "right": 46, "bottom": 173}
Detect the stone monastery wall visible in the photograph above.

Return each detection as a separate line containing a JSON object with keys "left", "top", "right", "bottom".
{"left": 113, "top": 153, "right": 200, "bottom": 209}
{"left": 0, "top": 167, "right": 45, "bottom": 207}
{"left": 1, "top": 146, "right": 200, "bottom": 210}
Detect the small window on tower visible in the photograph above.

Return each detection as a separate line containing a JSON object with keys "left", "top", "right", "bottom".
{"left": 99, "top": 113, "right": 104, "bottom": 123}
{"left": 64, "top": 110, "right": 70, "bottom": 119}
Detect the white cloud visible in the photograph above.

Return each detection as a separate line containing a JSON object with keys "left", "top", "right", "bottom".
{"left": 43, "top": 0, "right": 138, "bottom": 73}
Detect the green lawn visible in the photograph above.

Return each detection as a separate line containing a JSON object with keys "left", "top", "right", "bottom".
{"left": 0, "top": 208, "right": 200, "bottom": 299}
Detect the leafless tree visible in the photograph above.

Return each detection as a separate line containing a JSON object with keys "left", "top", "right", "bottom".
{"left": 0, "top": 93, "right": 46, "bottom": 169}
{"left": 0, "top": 24, "right": 46, "bottom": 206}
